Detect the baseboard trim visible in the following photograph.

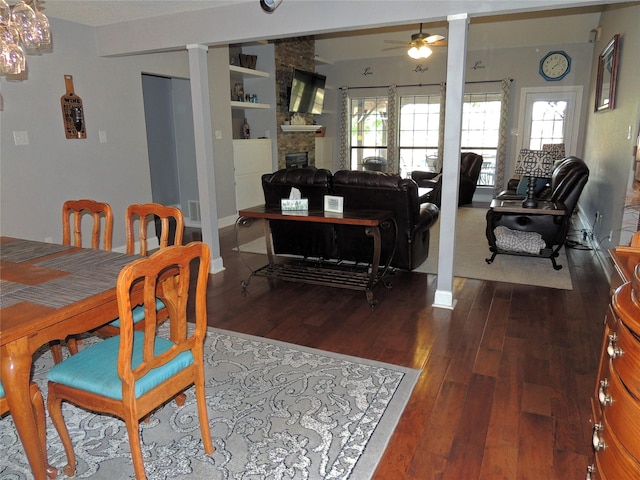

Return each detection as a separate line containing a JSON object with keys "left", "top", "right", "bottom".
{"left": 575, "top": 207, "right": 615, "bottom": 284}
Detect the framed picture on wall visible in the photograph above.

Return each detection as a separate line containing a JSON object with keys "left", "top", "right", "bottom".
{"left": 595, "top": 34, "right": 620, "bottom": 112}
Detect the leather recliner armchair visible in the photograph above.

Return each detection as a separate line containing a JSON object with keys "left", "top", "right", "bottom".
{"left": 411, "top": 152, "right": 484, "bottom": 207}
{"left": 261, "top": 167, "right": 336, "bottom": 259}
{"left": 331, "top": 170, "right": 440, "bottom": 270}
{"left": 485, "top": 156, "right": 589, "bottom": 269}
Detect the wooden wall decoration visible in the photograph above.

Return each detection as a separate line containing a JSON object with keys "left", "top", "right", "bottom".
{"left": 60, "top": 74, "right": 86, "bottom": 139}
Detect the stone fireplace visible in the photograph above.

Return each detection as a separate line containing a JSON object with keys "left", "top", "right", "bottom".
{"left": 285, "top": 152, "right": 309, "bottom": 169}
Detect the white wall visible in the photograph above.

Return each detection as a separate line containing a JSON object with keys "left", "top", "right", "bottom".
{"left": 0, "top": 19, "right": 191, "bottom": 247}
{"left": 581, "top": 3, "right": 640, "bottom": 248}
{"left": 316, "top": 39, "right": 595, "bottom": 179}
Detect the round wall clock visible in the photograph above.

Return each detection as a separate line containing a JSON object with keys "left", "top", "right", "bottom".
{"left": 539, "top": 51, "right": 571, "bottom": 81}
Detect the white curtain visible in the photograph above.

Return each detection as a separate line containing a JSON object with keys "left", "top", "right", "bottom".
{"left": 495, "top": 78, "right": 512, "bottom": 195}
{"left": 338, "top": 87, "right": 349, "bottom": 170}
{"left": 387, "top": 85, "right": 397, "bottom": 173}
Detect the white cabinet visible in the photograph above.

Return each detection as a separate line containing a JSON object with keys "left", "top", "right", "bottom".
{"left": 234, "top": 139, "right": 273, "bottom": 211}
{"left": 315, "top": 137, "right": 333, "bottom": 171}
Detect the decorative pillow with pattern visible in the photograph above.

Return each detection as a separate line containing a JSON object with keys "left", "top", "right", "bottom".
{"left": 494, "top": 225, "right": 546, "bottom": 254}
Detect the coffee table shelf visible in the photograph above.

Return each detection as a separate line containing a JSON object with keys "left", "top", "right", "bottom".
{"left": 237, "top": 205, "right": 396, "bottom": 307}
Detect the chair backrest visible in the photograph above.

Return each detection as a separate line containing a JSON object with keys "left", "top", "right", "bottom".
{"left": 332, "top": 170, "right": 420, "bottom": 267}
{"left": 460, "top": 152, "right": 484, "bottom": 183}
{"left": 262, "top": 167, "right": 333, "bottom": 209}
{"left": 126, "top": 203, "right": 184, "bottom": 256}
{"left": 549, "top": 156, "right": 589, "bottom": 214}
{"left": 116, "top": 242, "right": 210, "bottom": 391}
{"left": 62, "top": 199, "right": 113, "bottom": 251}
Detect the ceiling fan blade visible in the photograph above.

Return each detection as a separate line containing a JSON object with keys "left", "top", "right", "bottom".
{"left": 383, "top": 39, "right": 410, "bottom": 45}
{"left": 381, "top": 46, "right": 407, "bottom": 51}
{"left": 425, "top": 34, "right": 445, "bottom": 43}
{"left": 428, "top": 40, "right": 448, "bottom": 47}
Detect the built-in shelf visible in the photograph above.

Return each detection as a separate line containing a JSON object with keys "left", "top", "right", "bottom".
{"left": 229, "top": 64, "right": 270, "bottom": 78}
{"left": 231, "top": 101, "right": 270, "bottom": 109}
{"left": 280, "top": 125, "right": 323, "bottom": 132}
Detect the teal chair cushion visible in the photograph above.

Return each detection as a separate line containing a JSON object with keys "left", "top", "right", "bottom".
{"left": 108, "top": 298, "right": 165, "bottom": 328}
{"left": 0, "top": 381, "right": 4, "bottom": 399}
{"left": 47, "top": 332, "right": 193, "bottom": 400}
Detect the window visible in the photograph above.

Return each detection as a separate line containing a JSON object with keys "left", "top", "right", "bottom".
{"left": 461, "top": 93, "right": 501, "bottom": 187}
{"left": 348, "top": 89, "right": 505, "bottom": 188}
{"left": 518, "top": 87, "right": 582, "bottom": 159}
{"left": 528, "top": 100, "right": 567, "bottom": 149}
{"left": 350, "top": 97, "right": 388, "bottom": 171}
{"left": 398, "top": 95, "right": 440, "bottom": 177}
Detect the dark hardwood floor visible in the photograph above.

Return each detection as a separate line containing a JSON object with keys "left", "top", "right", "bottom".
{"left": 204, "top": 218, "right": 610, "bottom": 479}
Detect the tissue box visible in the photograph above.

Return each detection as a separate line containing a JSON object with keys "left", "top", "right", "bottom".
{"left": 281, "top": 198, "right": 308, "bottom": 211}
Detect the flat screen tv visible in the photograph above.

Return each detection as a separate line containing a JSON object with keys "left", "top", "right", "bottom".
{"left": 288, "top": 68, "right": 326, "bottom": 115}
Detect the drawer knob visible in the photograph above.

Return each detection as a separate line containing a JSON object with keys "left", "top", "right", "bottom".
{"left": 598, "top": 379, "right": 613, "bottom": 406}
{"left": 607, "top": 332, "right": 623, "bottom": 359}
{"left": 592, "top": 423, "right": 606, "bottom": 451}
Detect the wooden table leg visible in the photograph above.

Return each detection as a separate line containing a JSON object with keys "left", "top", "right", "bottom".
{"left": 1, "top": 339, "right": 52, "bottom": 480}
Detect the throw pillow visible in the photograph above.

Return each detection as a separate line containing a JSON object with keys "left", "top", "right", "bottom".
{"left": 494, "top": 226, "right": 546, "bottom": 254}
{"left": 516, "top": 177, "right": 549, "bottom": 196}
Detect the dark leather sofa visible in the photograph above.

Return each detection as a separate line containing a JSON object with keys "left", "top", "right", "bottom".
{"left": 261, "top": 167, "right": 336, "bottom": 259}
{"left": 411, "top": 152, "right": 484, "bottom": 207}
{"left": 260, "top": 167, "right": 440, "bottom": 271}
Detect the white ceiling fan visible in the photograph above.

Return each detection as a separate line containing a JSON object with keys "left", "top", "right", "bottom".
{"left": 383, "top": 23, "right": 447, "bottom": 59}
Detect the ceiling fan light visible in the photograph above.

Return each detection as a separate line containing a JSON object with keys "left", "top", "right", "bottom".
{"left": 408, "top": 44, "right": 432, "bottom": 59}
{"left": 419, "top": 45, "right": 432, "bottom": 58}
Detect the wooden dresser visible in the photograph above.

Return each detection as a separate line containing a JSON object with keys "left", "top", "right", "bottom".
{"left": 588, "top": 245, "right": 640, "bottom": 479}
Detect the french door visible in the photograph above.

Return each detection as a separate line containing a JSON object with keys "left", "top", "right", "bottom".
{"left": 517, "top": 86, "right": 583, "bottom": 155}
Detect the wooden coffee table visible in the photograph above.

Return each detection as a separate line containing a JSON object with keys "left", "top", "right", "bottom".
{"left": 237, "top": 205, "right": 397, "bottom": 307}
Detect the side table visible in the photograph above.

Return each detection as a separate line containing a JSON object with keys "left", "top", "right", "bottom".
{"left": 485, "top": 199, "right": 567, "bottom": 270}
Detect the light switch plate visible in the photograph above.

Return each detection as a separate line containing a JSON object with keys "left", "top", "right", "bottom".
{"left": 13, "top": 130, "right": 29, "bottom": 145}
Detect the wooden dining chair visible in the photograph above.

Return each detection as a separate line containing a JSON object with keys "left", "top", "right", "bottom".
{"left": 126, "top": 202, "right": 184, "bottom": 256}
{"left": 62, "top": 199, "right": 114, "bottom": 251}
{"left": 1, "top": 381, "right": 57, "bottom": 479}
{"left": 46, "top": 242, "right": 214, "bottom": 480}
{"left": 51, "top": 199, "right": 114, "bottom": 364}
{"left": 95, "top": 203, "right": 185, "bottom": 338}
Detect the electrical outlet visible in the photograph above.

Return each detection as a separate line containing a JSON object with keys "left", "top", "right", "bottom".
{"left": 598, "top": 213, "right": 603, "bottom": 226}
{"left": 609, "top": 230, "right": 613, "bottom": 241}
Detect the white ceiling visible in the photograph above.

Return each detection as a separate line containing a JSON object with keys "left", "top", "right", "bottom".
{"left": 36, "top": 1, "right": 609, "bottom": 61}
{"left": 40, "top": 0, "right": 252, "bottom": 27}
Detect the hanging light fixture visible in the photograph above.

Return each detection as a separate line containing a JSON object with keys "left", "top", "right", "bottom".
{"left": 408, "top": 44, "right": 432, "bottom": 59}
{"left": 406, "top": 23, "right": 443, "bottom": 60}
{"left": 0, "top": 0, "right": 51, "bottom": 77}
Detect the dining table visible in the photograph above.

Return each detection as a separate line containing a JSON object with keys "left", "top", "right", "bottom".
{"left": 0, "top": 236, "right": 141, "bottom": 480}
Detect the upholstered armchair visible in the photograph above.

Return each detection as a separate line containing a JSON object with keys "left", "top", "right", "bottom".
{"left": 486, "top": 156, "right": 589, "bottom": 269}
{"left": 331, "top": 170, "right": 439, "bottom": 271}
{"left": 499, "top": 143, "right": 566, "bottom": 200}
{"left": 411, "top": 152, "right": 484, "bottom": 207}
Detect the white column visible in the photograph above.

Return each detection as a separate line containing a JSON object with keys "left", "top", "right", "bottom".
{"left": 433, "top": 13, "right": 469, "bottom": 310}
{"left": 187, "top": 44, "right": 224, "bottom": 273}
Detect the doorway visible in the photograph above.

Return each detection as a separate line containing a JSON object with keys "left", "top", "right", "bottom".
{"left": 141, "top": 74, "right": 200, "bottom": 226}
{"left": 517, "top": 86, "right": 583, "bottom": 155}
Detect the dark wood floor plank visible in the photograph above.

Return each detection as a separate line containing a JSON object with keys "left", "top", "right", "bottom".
{"left": 442, "top": 374, "right": 497, "bottom": 480}
{"left": 204, "top": 219, "right": 613, "bottom": 480}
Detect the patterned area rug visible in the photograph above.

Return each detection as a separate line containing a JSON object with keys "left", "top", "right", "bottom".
{"left": 1, "top": 328, "right": 419, "bottom": 479}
